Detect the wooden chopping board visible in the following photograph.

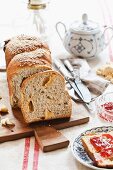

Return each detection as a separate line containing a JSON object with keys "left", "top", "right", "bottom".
{"left": 0, "top": 79, "right": 89, "bottom": 152}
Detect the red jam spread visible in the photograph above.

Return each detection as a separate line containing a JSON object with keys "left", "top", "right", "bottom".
{"left": 103, "top": 102, "right": 113, "bottom": 113}
{"left": 90, "top": 133, "right": 113, "bottom": 158}
{"left": 99, "top": 102, "right": 113, "bottom": 122}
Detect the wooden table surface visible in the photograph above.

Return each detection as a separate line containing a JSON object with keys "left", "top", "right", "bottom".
{"left": 0, "top": 0, "right": 113, "bottom": 170}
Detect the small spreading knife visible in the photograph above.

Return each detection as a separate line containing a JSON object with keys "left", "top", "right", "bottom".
{"left": 63, "top": 59, "right": 91, "bottom": 103}
{"left": 67, "top": 83, "right": 93, "bottom": 112}
{"left": 54, "top": 59, "right": 92, "bottom": 111}
{"left": 54, "top": 59, "right": 84, "bottom": 101}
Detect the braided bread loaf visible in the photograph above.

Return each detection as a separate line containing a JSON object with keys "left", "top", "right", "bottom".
{"left": 5, "top": 35, "right": 72, "bottom": 123}
{"left": 4, "top": 35, "right": 50, "bottom": 67}
{"left": 5, "top": 35, "right": 52, "bottom": 107}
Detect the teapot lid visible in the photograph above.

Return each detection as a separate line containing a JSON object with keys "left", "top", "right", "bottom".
{"left": 70, "top": 14, "right": 99, "bottom": 34}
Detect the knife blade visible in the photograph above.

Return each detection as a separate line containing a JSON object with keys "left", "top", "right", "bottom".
{"left": 54, "top": 59, "right": 90, "bottom": 103}
{"left": 68, "top": 86, "right": 93, "bottom": 112}
{"left": 54, "top": 59, "right": 93, "bottom": 112}
{"left": 64, "top": 59, "right": 91, "bottom": 103}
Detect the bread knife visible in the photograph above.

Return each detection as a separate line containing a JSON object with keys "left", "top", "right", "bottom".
{"left": 64, "top": 60, "right": 91, "bottom": 103}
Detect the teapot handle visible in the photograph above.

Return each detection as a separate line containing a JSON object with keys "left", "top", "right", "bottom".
{"left": 102, "top": 26, "right": 113, "bottom": 46}
{"left": 55, "top": 22, "right": 67, "bottom": 41}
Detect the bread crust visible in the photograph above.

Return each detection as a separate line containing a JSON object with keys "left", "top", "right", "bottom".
{"left": 21, "top": 70, "right": 65, "bottom": 89}
{"left": 82, "top": 132, "right": 113, "bottom": 168}
{"left": 7, "top": 48, "right": 51, "bottom": 75}
{"left": 7, "top": 48, "right": 52, "bottom": 107}
{"left": 8, "top": 65, "right": 52, "bottom": 107}
{"left": 5, "top": 35, "right": 72, "bottom": 123}
{"left": 20, "top": 70, "right": 72, "bottom": 123}
{"left": 81, "top": 137, "right": 96, "bottom": 163}
{"left": 4, "top": 34, "right": 51, "bottom": 67}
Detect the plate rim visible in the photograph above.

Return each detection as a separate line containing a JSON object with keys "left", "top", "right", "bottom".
{"left": 71, "top": 126, "right": 113, "bottom": 170}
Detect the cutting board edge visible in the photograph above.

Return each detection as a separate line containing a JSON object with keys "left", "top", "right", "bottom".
{"left": 34, "top": 126, "right": 70, "bottom": 152}
{"left": 0, "top": 129, "right": 34, "bottom": 143}
{"left": 52, "top": 116, "right": 90, "bottom": 130}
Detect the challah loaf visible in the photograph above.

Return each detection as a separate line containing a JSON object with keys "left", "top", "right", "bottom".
{"left": 20, "top": 70, "right": 72, "bottom": 123}
{"left": 7, "top": 48, "right": 52, "bottom": 107}
{"left": 5, "top": 34, "right": 72, "bottom": 123}
{"left": 4, "top": 34, "right": 50, "bottom": 67}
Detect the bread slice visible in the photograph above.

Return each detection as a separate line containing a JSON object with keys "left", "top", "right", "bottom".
{"left": 20, "top": 70, "right": 72, "bottom": 123}
{"left": 7, "top": 48, "right": 52, "bottom": 108}
{"left": 4, "top": 34, "right": 50, "bottom": 67}
{"left": 81, "top": 131, "right": 113, "bottom": 168}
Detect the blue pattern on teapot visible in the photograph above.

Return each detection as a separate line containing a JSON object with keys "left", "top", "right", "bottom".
{"left": 56, "top": 14, "right": 113, "bottom": 59}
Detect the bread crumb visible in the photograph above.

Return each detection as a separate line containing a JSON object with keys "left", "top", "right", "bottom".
{"left": 0, "top": 105, "right": 8, "bottom": 114}
{"left": 96, "top": 63, "right": 113, "bottom": 83}
{"left": 1, "top": 118, "right": 15, "bottom": 127}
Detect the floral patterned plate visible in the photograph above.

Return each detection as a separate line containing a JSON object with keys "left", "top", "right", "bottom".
{"left": 71, "top": 126, "right": 113, "bottom": 170}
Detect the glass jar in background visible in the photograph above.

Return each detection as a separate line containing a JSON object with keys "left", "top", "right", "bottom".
{"left": 95, "top": 92, "right": 113, "bottom": 123}
{"left": 0, "top": 0, "right": 53, "bottom": 70}
{"left": 12, "top": 0, "right": 52, "bottom": 42}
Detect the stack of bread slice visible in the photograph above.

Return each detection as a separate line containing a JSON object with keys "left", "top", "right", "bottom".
{"left": 82, "top": 131, "right": 113, "bottom": 168}
{"left": 5, "top": 35, "right": 72, "bottom": 123}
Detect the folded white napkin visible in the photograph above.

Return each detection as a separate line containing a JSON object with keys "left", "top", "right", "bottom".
{"left": 61, "top": 58, "right": 109, "bottom": 99}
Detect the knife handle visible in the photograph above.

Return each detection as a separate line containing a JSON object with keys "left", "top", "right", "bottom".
{"left": 64, "top": 60, "right": 80, "bottom": 81}
{"left": 64, "top": 60, "right": 74, "bottom": 77}
{"left": 54, "top": 59, "right": 71, "bottom": 78}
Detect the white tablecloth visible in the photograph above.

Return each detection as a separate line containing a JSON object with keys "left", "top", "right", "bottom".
{"left": 0, "top": 0, "right": 113, "bottom": 170}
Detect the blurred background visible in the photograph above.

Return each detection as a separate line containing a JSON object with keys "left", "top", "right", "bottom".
{"left": 0, "top": 0, "right": 113, "bottom": 67}
{"left": 0, "top": 0, "right": 112, "bottom": 38}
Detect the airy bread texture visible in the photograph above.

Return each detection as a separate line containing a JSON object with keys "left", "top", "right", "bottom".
{"left": 4, "top": 34, "right": 50, "bottom": 67}
{"left": 81, "top": 131, "right": 113, "bottom": 168}
{"left": 20, "top": 70, "right": 72, "bottom": 123}
{"left": 7, "top": 48, "right": 52, "bottom": 107}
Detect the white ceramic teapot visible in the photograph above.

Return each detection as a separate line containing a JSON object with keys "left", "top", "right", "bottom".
{"left": 56, "top": 14, "right": 113, "bottom": 59}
